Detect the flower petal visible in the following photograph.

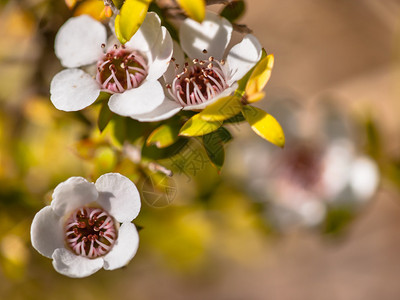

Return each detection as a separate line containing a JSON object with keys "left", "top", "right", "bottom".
{"left": 108, "top": 80, "right": 164, "bottom": 116}
{"left": 50, "top": 69, "right": 101, "bottom": 112}
{"left": 95, "top": 173, "right": 141, "bottom": 223}
{"left": 130, "top": 98, "right": 182, "bottom": 122}
{"left": 182, "top": 83, "right": 238, "bottom": 110}
{"left": 125, "top": 12, "right": 162, "bottom": 54}
{"left": 146, "top": 27, "right": 173, "bottom": 81}
{"left": 180, "top": 11, "right": 232, "bottom": 61}
{"left": 52, "top": 248, "right": 104, "bottom": 278}
{"left": 163, "top": 41, "right": 185, "bottom": 83}
{"left": 103, "top": 222, "right": 139, "bottom": 270}
{"left": 349, "top": 157, "right": 379, "bottom": 202}
{"left": 31, "top": 206, "right": 64, "bottom": 258}
{"left": 55, "top": 15, "right": 106, "bottom": 68}
{"left": 226, "top": 34, "right": 262, "bottom": 85}
{"left": 51, "top": 177, "right": 98, "bottom": 217}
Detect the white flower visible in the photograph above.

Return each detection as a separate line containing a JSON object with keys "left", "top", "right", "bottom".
{"left": 50, "top": 13, "right": 173, "bottom": 117}
{"left": 234, "top": 138, "right": 379, "bottom": 228}
{"left": 30, "top": 173, "right": 141, "bottom": 278}
{"left": 127, "top": 11, "right": 262, "bottom": 122}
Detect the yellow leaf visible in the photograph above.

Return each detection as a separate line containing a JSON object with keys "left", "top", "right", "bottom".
{"left": 242, "top": 106, "right": 285, "bottom": 148}
{"left": 177, "top": 0, "right": 206, "bottom": 23}
{"left": 245, "top": 54, "right": 274, "bottom": 96}
{"left": 179, "top": 114, "right": 222, "bottom": 137}
{"left": 65, "top": 0, "right": 78, "bottom": 9}
{"left": 147, "top": 124, "right": 179, "bottom": 148}
{"left": 246, "top": 91, "right": 265, "bottom": 103}
{"left": 75, "top": 0, "right": 107, "bottom": 21}
{"left": 198, "top": 95, "right": 242, "bottom": 122}
{"left": 116, "top": 0, "right": 151, "bottom": 44}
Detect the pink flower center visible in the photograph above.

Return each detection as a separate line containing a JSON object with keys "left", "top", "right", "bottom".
{"left": 96, "top": 44, "right": 148, "bottom": 94}
{"left": 279, "top": 144, "right": 323, "bottom": 189}
{"left": 166, "top": 54, "right": 228, "bottom": 107}
{"left": 64, "top": 207, "right": 117, "bottom": 259}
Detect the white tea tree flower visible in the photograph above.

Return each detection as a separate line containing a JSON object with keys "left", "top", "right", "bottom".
{"left": 233, "top": 139, "right": 379, "bottom": 228}
{"left": 127, "top": 11, "right": 262, "bottom": 122}
{"left": 50, "top": 12, "right": 173, "bottom": 117}
{"left": 31, "top": 173, "right": 141, "bottom": 278}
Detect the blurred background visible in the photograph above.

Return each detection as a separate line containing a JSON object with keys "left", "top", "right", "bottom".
{"left": 0, "top": 0, "right": 399, "bottom": 299}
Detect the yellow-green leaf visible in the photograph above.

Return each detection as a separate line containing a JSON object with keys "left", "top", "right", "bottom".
{"left": 177, "top": 0, "right": 205, "bottom": 23}
{"left": 198, "top": 95, "right": 242, "bottom": 122}
{"left": 202, "top": 131, "right": 225, "bottom": 171}
{"left": 246, "top": 91, "right": 265, "bottom": 103}
{"left": 98, "top": 100, "right": 113, "bottom": 132}
{"left": 242, "top": 105, "right": 285, "bottom": 148}
{"left": 115, "top": 0, "right": 151, "bottom": 44}
{"left": 245, "top": 54, "right": 274, "bottom": 96}
{"left": 147, "top": 124, "right": 179, "bottom": 148}
{"left": 179, "top": 114, "right": 222, "bottom": 137}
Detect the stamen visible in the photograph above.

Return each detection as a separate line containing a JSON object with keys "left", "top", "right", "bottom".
{"left": 64, "top": 207, "right": 117, "bottom": 259}
{"left": 96, "top": 48, "right": 148, "bottom": 94}
{"left": 166, "top": 56, "right": 228, "bottom": 107}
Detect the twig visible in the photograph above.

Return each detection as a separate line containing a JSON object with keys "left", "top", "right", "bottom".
{"left": 123, "top": 142, "right": 173, "bottom": 177}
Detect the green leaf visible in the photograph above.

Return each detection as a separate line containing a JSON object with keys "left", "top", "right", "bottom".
{"left": 112, "top": 116, "right": 127, "bottom": 146}
{"left": 237, "top": 48, "right": 267, "bottom": 95}
{"left": 147, "top": 123, "right": 180, "bottom": 148}
{"left": 142, "top": 138, "right": 188, "bottom": 160}
{"left": 179, "top": 114, "right": 222, "bottom": 137}
{"left": 202, "top": 131, "right": 225, "bottom": 171}
{"left": 125, "top": 118, "right": 147, "bottom": 143}
{"left": 242, "top": 106, "right": 285, "bottom": 148}
{"left": 98, "top": 101, "right": 113, "bottom": 132}
{"left": 115, "top": 0, "right": 152, "bottom": 44}
{"left": 220, "top": 0, "right": 246, "bottom": 23}
{"left": 176, "top": 0, "right": 205, "bottom": 23}
{"left": 112, "top": 0, "right": 124, "bottom": 9}
{"left": 245, "top": 54, "right": 274, "bottom": 96}
{"left": 215, "top": 127, "right": 233, "bottom": 143}
{"left": 198, "top": 95, "right": 242, "bottom": 122}
{"left": 223, "top": 112, "right": 245, "bottom": 124}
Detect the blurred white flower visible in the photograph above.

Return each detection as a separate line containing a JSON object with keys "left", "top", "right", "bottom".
{"left": 128, "top": 11, "right": 262, "bottom": 122}
{"left": 50, "top": 13, "right": 172, "bottom": 118}
{"left": 31, "top": 173, "right": 141, "bottom": 278}
{"left": 227, "top": 101, "right": 380, "bottom": 229}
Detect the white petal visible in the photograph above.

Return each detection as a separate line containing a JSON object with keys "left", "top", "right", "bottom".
{"left": 55, "top": 15, "right": 106, "bottom": 68}
{"left": 52, "top": 248, "right": 104, "bottom": 278}
{"left": 125, "top": 12, "right": 162, "bottom": 54}
{"left": 163, "top": 41, "right": 185, "bottom": 83}
{"left": 31, "top": 206, "right": 64, "bottom": 258}
{"left": 51, "top": 177, "right": 98, "bottom": 217}
{"left": 50, "top": 69, "right": 101, "bottom": 112}
{"left": 182, "top": 83, "right": 238, "bottom": 111}
{"left": 226, "top": 34, "right": 262, "bottom": 85}
{"left": 146, "top": 27, "right": 173, "bottom": 81}
{"left": 95, "top": 173, "right": 141, "bottom": 223}
{"left": 130, "top": 98, "right": 181, "bottom": 122}
{"left": 350, "top": 157, "right": 379, "bottom": 202}
{"left": 180, "top": 12, "right": 232, "bottom": 61}
{"left": 322, "top": 140, "right": 354, "bottom": 198}
{"left": 108, "top": 80, "right": 164, "bottom": 116}
{"left": 103, "top": 222, "right": 139, "bottom": 270}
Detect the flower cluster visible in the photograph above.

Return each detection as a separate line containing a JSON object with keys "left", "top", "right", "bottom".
{"left": 50, "top": 12, "right": 262, "bottom": 122}
{"left": 32, "top": 2, "right": 281, "bottom": 278}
